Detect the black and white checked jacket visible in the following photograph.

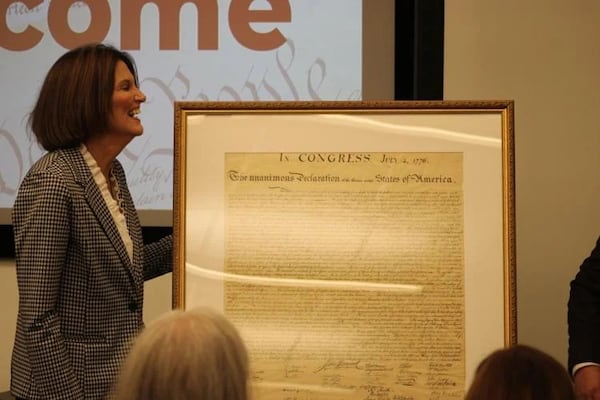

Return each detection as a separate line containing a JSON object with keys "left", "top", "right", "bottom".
{"left": 10, "top": 147, "right": 172, "bottom": 400}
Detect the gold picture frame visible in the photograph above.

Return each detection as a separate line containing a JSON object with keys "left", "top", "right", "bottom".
{"left": 173, "top": 100, "right": 516, "bottom": 399}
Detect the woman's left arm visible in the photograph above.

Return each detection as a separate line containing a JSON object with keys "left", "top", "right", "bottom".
{"left": 143, "top": 234, "right": 173, "bottom": 280}
{"left": 114, "top": 161, "right": 173, "bottom": 281}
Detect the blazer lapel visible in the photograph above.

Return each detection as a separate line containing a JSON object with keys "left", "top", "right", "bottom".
{"left": 61, "top": 148, "right": 134, "bottom": 272}
{"left": 113, "top": 161, "right": 145, "bottom": 290}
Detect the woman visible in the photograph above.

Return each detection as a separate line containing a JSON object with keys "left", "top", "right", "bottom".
{"left": 465, "top": 344, "right": 575, "bottom": 400}
{"left": 10, "top": 43, "right": 172, "bottom": 400}
{"left": 113, "top": 307, "right": 250, "bottom": 400}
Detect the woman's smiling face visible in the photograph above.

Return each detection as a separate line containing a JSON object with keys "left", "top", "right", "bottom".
{"left": 107, "top": 60, "right": 146, "bottom": 140}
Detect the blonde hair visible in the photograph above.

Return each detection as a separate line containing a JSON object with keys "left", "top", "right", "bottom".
{"left": 113, "top": 307, "right": 249, "bottom": 400}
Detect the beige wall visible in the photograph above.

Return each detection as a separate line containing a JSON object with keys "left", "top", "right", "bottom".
{"left": 445, "top": 0, "right": 600, "bottom": 366}
{"left": 2, "top": 0, "right": 600, "bottom": 391}
{"left": 0, "top": 260, "right": 17, "bottom": 391}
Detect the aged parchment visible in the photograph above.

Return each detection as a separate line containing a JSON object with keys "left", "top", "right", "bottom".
{"left": 224, "top": 152, "right": 464, "bottom": 400}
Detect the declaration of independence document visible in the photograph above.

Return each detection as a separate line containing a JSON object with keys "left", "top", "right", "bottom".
{"left": 224, "top": 152, "right": 464, "bottom": 400}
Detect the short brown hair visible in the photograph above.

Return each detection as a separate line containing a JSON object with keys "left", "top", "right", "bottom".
{"left": 29, "top": 43, "right": 139, "bottom": 151}
{"left": 465, "top": 344, "right": 575, "bottom": 400}
{"left": 113, "top": 307, "right": 250, "bottom": 400}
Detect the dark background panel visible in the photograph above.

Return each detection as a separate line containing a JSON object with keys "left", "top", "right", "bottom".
{"left": 395, "top": 0, "right": 444, "bottom": 100}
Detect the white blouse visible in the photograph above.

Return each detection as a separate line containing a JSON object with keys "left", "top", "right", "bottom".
{"left": 80, "top": 144, "right": 133, "bottom": 262}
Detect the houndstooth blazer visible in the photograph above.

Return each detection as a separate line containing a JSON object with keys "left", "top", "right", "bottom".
{"left": 10, "top": 147, "right": 172, "bottom": 400}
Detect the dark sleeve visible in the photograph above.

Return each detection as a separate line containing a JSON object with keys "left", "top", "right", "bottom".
{"left": 111, "top": 160, "right": 172, "bottom": 281}
{"left": 568, "top": 236, "right": 600, "bottom": 372}
{"left": 143, "top": 234, "right": 173, "bottom": 281}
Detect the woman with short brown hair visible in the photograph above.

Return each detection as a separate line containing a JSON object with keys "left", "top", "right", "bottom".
{"left": 11, "top": 43, "right": 172, "bottom": 400}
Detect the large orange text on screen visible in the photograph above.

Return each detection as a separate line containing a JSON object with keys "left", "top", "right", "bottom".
{"left": 1, "top": 0, "right": 291, "bottom": 51}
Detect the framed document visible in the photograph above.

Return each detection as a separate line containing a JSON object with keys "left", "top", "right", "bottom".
{"left": 173, "top": 101, "right": 515, "bottom": 400}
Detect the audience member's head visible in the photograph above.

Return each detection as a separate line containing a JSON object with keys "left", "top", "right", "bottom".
{"left": 465, "top": 344, "right": 575, "bottom": 400}
{"left": 113, "top": 307, "right": 249, "bottom": 400}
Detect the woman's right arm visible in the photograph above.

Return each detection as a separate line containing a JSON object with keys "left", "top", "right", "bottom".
{"left": 13, "top": 171, "right": 84, "bottom": 399}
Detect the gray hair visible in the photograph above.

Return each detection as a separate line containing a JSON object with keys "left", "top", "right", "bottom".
{"left": 113, "top": 307, "right": 249, "bottom": 400}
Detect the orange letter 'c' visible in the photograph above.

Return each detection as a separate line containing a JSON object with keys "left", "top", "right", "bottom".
{"left": 0, "top": 0, "right": 44, "bottom": 51}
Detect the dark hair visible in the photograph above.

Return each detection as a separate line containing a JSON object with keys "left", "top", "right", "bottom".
{"left": 465, "top": 344, "right": 575, "bottom": 400}
{"left": 28, "top": 43, "right": 139, "bottom": 151}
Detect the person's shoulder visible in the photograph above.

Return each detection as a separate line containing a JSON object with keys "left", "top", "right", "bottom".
{"left": 16, "top": 149, "right": 85, "bottom": 197}
{"left": 26, "top": 147, "right": 81, "bottom": 178}
{"left": 13, "top": 151, "right": 71, "bottom": 206}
